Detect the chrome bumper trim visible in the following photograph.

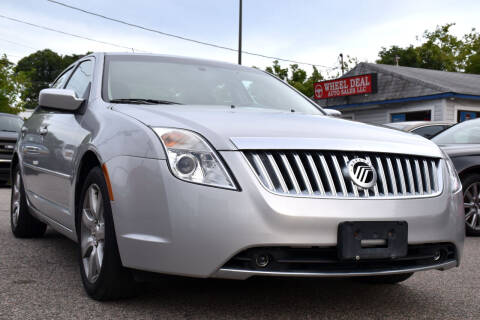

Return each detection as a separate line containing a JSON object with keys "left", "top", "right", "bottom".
{"left": 212, "top": 260, "right": 457, "bottom": 280}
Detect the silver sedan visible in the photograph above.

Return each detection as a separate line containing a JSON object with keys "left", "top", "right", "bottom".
{"left": 11, "top": 53, "right": 464, "bottom": 300}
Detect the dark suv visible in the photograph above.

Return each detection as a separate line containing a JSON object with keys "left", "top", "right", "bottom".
{"left": 0, "top": 113, "right": 23, "bottom": 184}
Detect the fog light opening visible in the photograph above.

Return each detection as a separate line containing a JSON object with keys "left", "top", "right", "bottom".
{"left": 433, "top": 250, "right": 442, "bottom": 261}
{"left": 255, "top": 254, "right": 271, "bottom": 268}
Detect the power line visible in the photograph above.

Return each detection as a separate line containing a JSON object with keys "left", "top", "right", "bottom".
{"left": 0, "top": 37, "right": 39, "bottom": 50}
{"left": 0, "top": 14, "right": 143, "bottom": 52}
{"left": 1, "top": 52, "right": 23, "bottom": 58}
{"left": 47, "top": 0, "right": 336, "bottom": 69}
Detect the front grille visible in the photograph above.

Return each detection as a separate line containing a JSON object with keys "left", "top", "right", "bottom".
{"left": 223, "top": 244, "right": 456, "bottom": 273}
{"left": 0, "top": 140, "right": 15, "bottom": 155}
{"left": 244, "top": 150, "right": 442, "bottom": 198}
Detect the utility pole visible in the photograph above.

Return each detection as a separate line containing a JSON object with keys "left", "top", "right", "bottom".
{"left": 339, "top": 53, "right": 344, "bottom": 75}
{"left": 238, "top": 0, "right": 242, "bottom": 65}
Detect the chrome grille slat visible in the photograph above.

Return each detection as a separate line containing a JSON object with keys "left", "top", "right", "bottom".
{"left": 365, "top": 156, "right": 379, "bottom": 196}
{"left": 431, "top": 160, "right": 438, "bottom": 191}
{"left": 280, "top": 153, "right": 301, "bottom": 194}
{"left": 376, "top": 156, "right": 389, "bottom": 196}
{"left": 294, "top": 154, "right": 313, "bottom": 195}
{"left": 423, "top": 160, "right": 432, "bottom": 193}
{"left": 306, "top": 154, "right": 325, "bottom": 196}
{"left": 252, "top": 153, "right": 274, "bottom": 190}
{"left": 343, "top": 155, "right": 359, "bottom": 197}
{"left": 319, "top": 155, "right": 337, "bottom": 196}
{"left": 414, "top": 159, "right": 424, "bottom": 195}
{"left": 331, "top": 155, "right": 348, "bottom": 197}
{"left": 405, "top": 159, "right": 415, "bottom": 194}
{"left": 386, "top": 157, "right": 398, "bottom": 196}
{"left": 396, "top": 158, "right": 407, "bottom": 196}
{"left": 267, "top": 153, "right": 288, "bottom": 193}
{"left": 244, "top": 151, "right": 442, "bottom": 199}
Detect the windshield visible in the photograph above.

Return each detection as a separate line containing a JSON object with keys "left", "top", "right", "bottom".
{"left": 0, "top": 116, "right": 23, "bottom": 132}
{"left": 432, "top": 119, "right": 480, "bottom": 144}
{"left": 103, "top": 55, "right": 322, "bottom": 114}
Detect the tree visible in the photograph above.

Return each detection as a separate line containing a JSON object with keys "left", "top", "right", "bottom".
{"left": 0, "top": 54, "right": 27, "bottom": 114}
{"left": 264, "top": 61, "right": 326, "bottom": 97}
{"left": 14, "top": 49, "right": 90, "bottom": 109}
{"left": 376, "top": 23, "right": 480, "bottom": 73}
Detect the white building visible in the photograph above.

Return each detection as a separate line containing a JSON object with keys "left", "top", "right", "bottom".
{"left": 316, "top": 63, "right": 480, "bottom": 124}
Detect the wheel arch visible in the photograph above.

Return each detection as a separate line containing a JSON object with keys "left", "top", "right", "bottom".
{"left": 74, "top": 150, "right": 102, "bottom": 236}
{"left": 458, "top": 165, "right": 480, "bottom": 181}
{"left": 11, "top": 152, "right": 19, "bottom": 181}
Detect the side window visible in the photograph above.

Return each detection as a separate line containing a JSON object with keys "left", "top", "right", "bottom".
{"left": 65, "top": 60, "right": 94, "bottom": 98}
{"left": 51, "top": 68, "right": 73, "bottom": 88}
{"left": 411, "top": 125, "right": 444, "bottom": 139}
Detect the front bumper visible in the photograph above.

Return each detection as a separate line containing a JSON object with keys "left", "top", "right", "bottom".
{"left": 106, "top": 152, "right": 464, "bottom": 279}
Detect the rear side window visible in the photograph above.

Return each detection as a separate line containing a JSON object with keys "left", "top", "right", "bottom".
{"left": 65, "top": 60, "right": 94, "bottom": 98}
{"left": 411, "top": 125, "right": 445, "bottom": 139}
{"left": 51, "top": 68, "right": 73, "bottom": 89}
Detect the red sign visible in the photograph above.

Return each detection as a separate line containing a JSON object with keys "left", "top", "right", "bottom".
{"left": 314, "top": 73, "right": 377, "bottom": 99}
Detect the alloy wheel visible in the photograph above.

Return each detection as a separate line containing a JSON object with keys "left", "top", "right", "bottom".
{"left": 11, "top": 171, "right": 21, "bottom": 228}
{"left": 80, "top": 184, "right": 105, "bottom": 283}
{"left": 464, "top": 182, "right": 480, "bottom": 231}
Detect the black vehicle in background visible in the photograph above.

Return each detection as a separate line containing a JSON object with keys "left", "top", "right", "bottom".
{"left": 432, "top": 118, "right": 480, "bottom": 236}
{"left": 0, "top": 113, "right": 23, "bottom": 185}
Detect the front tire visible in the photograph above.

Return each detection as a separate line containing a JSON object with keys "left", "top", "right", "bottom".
{"left": 77, "top": 167, "right": 135, "bottom": 300}
{"left": 461, "top": 173, "right": 480, "bottom": 236}
{"left": 355, "top": 272, "right": 413, "bottom": 284}
{"left": 10, "top": 165, "right": 47, "bottom": 238}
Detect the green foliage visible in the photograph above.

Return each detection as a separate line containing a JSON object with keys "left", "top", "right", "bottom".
{"left": 0, "top": 55, "right": 27, "bottom": 114}
{"left": 377, "top": 23, "right": 480, "bottom": 73}
{"left": 264, "top": 61, "right": 325, "bottom": 97}
{"left": 14, "top": 49, "right": 90, "bottom": 109}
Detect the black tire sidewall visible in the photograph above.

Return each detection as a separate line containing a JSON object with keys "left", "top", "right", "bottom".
{"left": 461, "top": 173, "right": 480, "bottom": 236}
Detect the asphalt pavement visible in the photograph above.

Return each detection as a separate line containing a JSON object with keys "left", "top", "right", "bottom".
{"left": 0, "top": 187, "right": 479, "bottom": 319}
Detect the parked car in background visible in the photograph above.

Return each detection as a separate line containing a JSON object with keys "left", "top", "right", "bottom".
{"left": 0, "top": 113, "right": 23, "bottom": 185}
{"left": 385, "top": 121, "right": 454, "bottom": 139}
{"left": 432, "top": 119, "right": 480, "bottom": 235}
{"left": 11, "top": 53, "right": 464, "bottom": 300}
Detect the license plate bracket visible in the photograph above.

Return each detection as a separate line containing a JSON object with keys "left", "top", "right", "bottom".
{"left": 337, "top": 221, "right": 408, "bottom": 260}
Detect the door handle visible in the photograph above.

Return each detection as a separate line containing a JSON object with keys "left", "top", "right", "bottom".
{"left": 39, "top": 127, "right": 48, "bottom": 135}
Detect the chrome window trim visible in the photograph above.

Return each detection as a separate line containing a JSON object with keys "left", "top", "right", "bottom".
{"left": 23, "top": 162, "right": 72, "bottom": 180}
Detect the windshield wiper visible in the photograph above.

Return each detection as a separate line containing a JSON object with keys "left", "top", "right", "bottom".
{"left": 110, "top": 98, "right": 182, "bottom": 105}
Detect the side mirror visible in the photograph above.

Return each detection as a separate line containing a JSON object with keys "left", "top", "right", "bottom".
{"left": 324, "top": 108, "right": 342, "bottom": 117}
{"left": 39, "top": 88, "right": 84, "bottom": 111}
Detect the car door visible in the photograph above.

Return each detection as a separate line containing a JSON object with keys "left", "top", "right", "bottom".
{"left": 21, "top": 66, "right": 75, "bottom": 219}
{"left": 22, "top": 59, "right": 94, "bottom": 230}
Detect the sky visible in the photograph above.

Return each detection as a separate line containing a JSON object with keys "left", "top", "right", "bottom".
{"left": 1, "top": 0, "right": 480, "bottom": 77}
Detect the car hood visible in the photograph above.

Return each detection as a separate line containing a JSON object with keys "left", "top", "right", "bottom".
{"left": 438, "top": 144, "right": 480, "bottom": 157}
{"left": 113, "top": 105, "right": 443, "bottom": 157}
{"left": 0, "top": 131, "right": 19, "bottom": 141}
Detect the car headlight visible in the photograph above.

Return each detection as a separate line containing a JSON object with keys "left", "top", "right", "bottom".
{"left": 442, "top": 151, "right": 461, "bottom": 194}
{"left": 153, "top": 128, "right": 237, "bottom": 190}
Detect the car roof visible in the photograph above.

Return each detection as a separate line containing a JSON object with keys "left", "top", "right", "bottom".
{"left": 384, "top": 121, "right": 454, "bottom": 131}
{"left": 101, "top": 52, "right": 255, "bottom": 71}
